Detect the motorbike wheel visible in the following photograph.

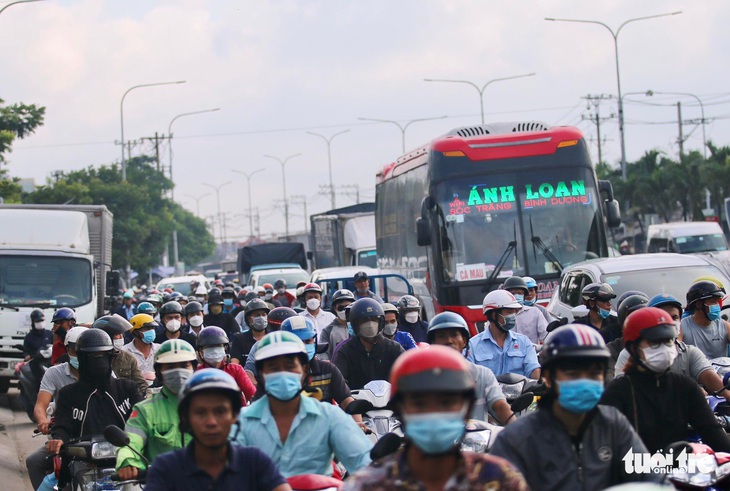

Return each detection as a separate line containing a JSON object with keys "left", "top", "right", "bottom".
{"left": 17, "top": 385, "right": 37, "bottom": 423}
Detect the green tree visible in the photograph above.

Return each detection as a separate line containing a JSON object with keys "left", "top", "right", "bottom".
{"left": 0, "top": 97, "right": 45, "bottom": 201}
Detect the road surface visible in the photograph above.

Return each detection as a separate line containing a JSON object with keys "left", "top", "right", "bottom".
{"left": 0, "top": 388, "right": 40, "bottom": 489}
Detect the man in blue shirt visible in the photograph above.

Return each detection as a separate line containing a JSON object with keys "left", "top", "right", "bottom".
{"left": 382, "top": 303, "right": 417, "bottom": 350}
{"left": 231, "top": 331, "right": 372, "bottom": 477}
{"left": 466, "top": 290, "right": 540, "bottom": 379}
{"left": 146, "top": 369, "right": 290, "bottom": 491}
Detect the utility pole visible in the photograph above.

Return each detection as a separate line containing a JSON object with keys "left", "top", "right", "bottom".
{"left": 140, "top": 133, "right": 171, "bottom": 175}
{"left": 340, "top": 184, "right": 360, "bottom": 204}
{"left": 290, "top": 195, "right": 309, "bottom": 235}
{"left": 581, "top": 94, "right": 614, "bottom": 166}
{"left": 677, "top": 101, "right": 684, "bottom": 158}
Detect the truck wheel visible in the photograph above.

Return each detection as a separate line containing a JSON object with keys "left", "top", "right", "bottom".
{"left": 0, "top": 378, "right": 10, "bottom": 393}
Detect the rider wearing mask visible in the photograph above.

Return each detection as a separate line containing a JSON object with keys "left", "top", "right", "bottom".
{"left": 92, "top": 315, "right": 147, "bottom": 397}
{"left": 204, "top": 294, "right": 241, "bottom": 340}
{"left": 491, "top": 324, "right": 660, "bottom": 490}
{"left": 231, "top": 331, "right": 372, "bottom": 477}
{"left": 183, "top": 301, "right": 205, "bottom": 349}
{"left": 680, "top": 280, "right": 730, "bottom": 359}
{"left": 502, "top": 276, "right": 548, "bottom": 345}
{"left": 298, "top": 283, "right": 335, "bottom": 336}
{"left": 195, "top": 326, "right": 256, "bottom": 404}
{"left": 230, "top": 299, "right": 270, "bottom": 365}
{"left": 573, "top": 282, "right": 621, "bottom": 342}
{"left": 50, "top": 307, "right": 77, "bottom": 365}
{"left": 116, "top": 339, "right": 197, "bottom": 482}
{"left": 156, "top": 301, "right": 196, "bottom": 345}
{"left": 319, "top": 289, "right": 355, "bottom": 361}
{"left": 273, "top": 278, "right": 296, "bottom": 308}
{"left": 382, "top": 302, "right": 417, "bottom": 350}
{"left": 262, "top": 283, "right": 279, "bottom": 309}
{"left": 332, "top": 298, "right": 404, "bottom": 390}
{"left": 221, "top": 287, "right": 238, "bottom": 314}
{"left": 396, "top": 295, "right": 429, "bottom": 343}
{"left": 345, "top": 346, "right": 528, "bottom": 490}
{"left": 243, "top": 307, "right": 299, "bottom": 386}
{"left": 123, "top": 314, "right": 161, "bottom": 383}
{"left": 466, "top": 290, "right": 540, "bottom": 379}
{"left": 352, "top": 271, "right": 384, "bottom": 303}
{"left": 522, "top": 276, "right": 551, "bottom": 322}
{"left": 602, "top": 307, "right": 730, "bottom": 453}
{"left": 23, "top": 309, "right": 53, "bottom": 361}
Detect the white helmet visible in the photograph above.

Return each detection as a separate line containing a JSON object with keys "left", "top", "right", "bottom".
{"left": 254, "top": 286, "right": 266, "bottom": 295}
{"left": 195, "top": 285, "right": 207, "bottom": 295}
{"left": 64, "top": 326, "right": 88, "bottom": 346}
{"left": 482, "top": 290, "right": 522, "bottom": 315}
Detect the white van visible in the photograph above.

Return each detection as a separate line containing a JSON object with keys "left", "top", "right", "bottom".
{"left": 646, "top": 221, "right": 728, "bottom": 254}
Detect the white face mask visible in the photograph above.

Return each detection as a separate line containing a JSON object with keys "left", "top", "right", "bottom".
{"left": 113, "top": 338, "right": 125, "bottom": 350}
{"left": 277, "top": 288, "right": 286, "bottom": 295}
{"left": 306, "top": 298, "right": 320, "bottom": 311}
{"left": 358, "top": 320, "right": 380, "bottom": 338}
{"left": 33, "top": 321, "right": 46, "bottom": 331}
{"left": 189, "top": 315, "right": 204, "bottom": 328}
{"left": 642, "top": 343, "right": 678, "bottom": 373}
{"left": 337, "top": 311, "right": 347, "bottom": 321}
{"left": 165, "top": 319, "right": 182, "bottom": 333}
{"left": 264, "top": 293, "right": 273, "bottom": 301}
{"left": 203, "top": 346, "right": 226, "bottom": 365}
{"left": 404, "top": 312, "right": 419, "bottom": 324}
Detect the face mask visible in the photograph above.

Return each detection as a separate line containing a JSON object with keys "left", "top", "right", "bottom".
{"left": 513, "top": 294, "right": 525, "bottom": 305}
{"left": 264, "top": 293, "right": 273, "bottom": 301}
{"left": 81, "top": 355, "right": 112, "bottom": 387}
{"left": 203, "top": 346, "right": 226, "bottom": 365}
{"left": 337, "top": 311, "right": 347, "bottom": 321}
{"left": 358, "top": 320, "right": 380, "bottom": 338}
{"left": 189, "top": 315, "right": 204, "bottom": 328}
{"left": 404, "top": 312, "right": 419, "bottom": 324}
{"left": 277, "top": 288, "right": 286, "bottom": 295}
{"left": 497, "top": 313, "right": 516, "bottom": 332}
{"left": 196, "top": 296, "right": 205, "bottom": 303}
{"left": 523, "top": 298, "right": 536, "bottom": 306}
{"left": 162, "top": 367, "right": 193, "bottom": 395}
{"left": 33, "top": 321, "right": 46, "bottom": 331}
{"left": 210, "top": 305, "right": 223, "bottom": 315}
{"left": 141, "top": 330, "right": 156, "bottom": 344}
{"left": 642, "top": 344, "right": 678, "bottom": 373}
{"left": 557, "top": 379, "right": 604, "bottom": 413}
{"left": 707, "top": 304, "right": 722, "bottom": 321}
{"left": 55, "top": 327, "right": 67, "bottom": 340}
{"left": 356, "top": 287, "right": 368, "bottom": 294}
{"left": 347, "top": 323, "right": 354, "bottom": 336}
{"left": 223, "top": 298, "right": 233, "bottom": 308}
{"left": 165, "top": 319, "right": 181, "bottom": 333}
{"left": 403, "top": 410, "right": 466, "bottom": 455}
{"left": 306, "top": 298, "right": 320, "bottom": 311}
{"left": 305, "top": 343, "right": 316, "bottom": 361}
{"left": 263, "top": 371, "right": 302, "bottom": 401}
{"left": 69, "top": 355, "right": 79, "bottom": 369}
{"left": 251, "top": 316, "right": 268, "bottom": 332}
{"left": 113, "top": 339, "right": 125, "bottom": 350}
{"left": 383, "top": 323, "right": 397, "bottom": 337}
{"left": 599, "top": 308, "right": 611, "bottom": 319}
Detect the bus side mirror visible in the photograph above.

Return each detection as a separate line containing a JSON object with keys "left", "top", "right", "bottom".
{"left": 606, "top": 200, "right": 621, "bottom": 228}
{"left": 416, "top": 217, "right": 432, "bottom": 246}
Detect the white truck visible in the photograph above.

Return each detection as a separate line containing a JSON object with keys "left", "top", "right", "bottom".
{"left": 646, "top": 221, "right": 728, "bottom": 254}
{"left": 309, "top": 203, "right": 377, "bottom": 270}
{"left": 0, "top": 204, "right": 113, "bottom": 391}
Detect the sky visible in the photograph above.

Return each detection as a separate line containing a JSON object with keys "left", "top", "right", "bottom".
{"left": 3, "top": 0, "right": 729, "bottom": 241}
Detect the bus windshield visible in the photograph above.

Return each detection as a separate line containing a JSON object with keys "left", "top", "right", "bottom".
{"left": 434, "top": 167, "right": 604, "bottom": 284}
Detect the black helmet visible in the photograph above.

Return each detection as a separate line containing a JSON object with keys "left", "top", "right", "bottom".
{"left": 616, "top": 290, "right": 648, "bottom": 310}
{"left": 222, "top": 287, "right": 236, "bottom": 298}
{"left": 426, "top": 311, "right": 470, "bottom": 344}
{"left": 208, "top": 294, "right": 224, "bottom": 306}
{"left": 267, "top": 307, "right": 298, "bottom": 331}
{"left": 92, "top": 314, "right": 133, "bottom": 336}
{"left": 274, "top": 278, "right": 287, "bottom": 289}
{"left": 617, "top": 295, "right": 649, "bottom": 328}
{"left": 502, "top": 276, "right": 529, "bottom": 294}
{"left": 686, "top": 280, "right": 724, "bottom": 308}
{"left": 76, "top": 329, "right": 114, "bottom": 353}
{"left": 184, "top": 301, "right": 204, "bottom": 316}
{"left": 349, "top": 298, "right": 385, "bottom": 337}
{"left": 245, "top": 298, "right": 270, "bottom": 314}
{"left": 160, "top": 301, "right": 184, "bottom": 317}
{"left": 244, "top": 291, "right": 257, "bottom": 303}
{"left": 30, "top": 309, "right": 45, "bottom": 323}
{"left": 208, "top": 287, "right": 222, "bottom": 297}
{"left": 196, "top": 326, "right": 229, "bottom": 348}
{"left": 581, "top": 283, "right": 616, "bottom": 303}
{"left": 539, "top": 324, "right": 610, "bottom": 369}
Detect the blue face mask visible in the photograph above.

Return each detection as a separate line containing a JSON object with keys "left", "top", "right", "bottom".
{"left": 513, "top": 294, "right": 525, "bottom": 305}
{"left": 708, "top": 304, "right": 722, "bottom": 321}
{"left": 141, "top": 330, "right": 156, "bottom": 344}
{"left": 523, "top": 298, "right": 536, "bottom": 306}
{"left": 497, "top": 313, "right": 516, "bottom": 332}
{"left": 305, "top": 343, "right": 316, "bottom": 361}
{"left": 557, "top": 379, "right": 604, "bottom": 413}
{"left": 263, "top": 371, "right": 302, "bottom": 401}
{"left": 404, "top": 410, "right": 466, "bottom": 455}
{"left": 599, "top": 308, "right": 611, "bottom": 319}
{"left": 69, "top": 355, "right": 79, "bottom": 369}
{"left": 347, "top": 323, "right": 354, "bottom": 336}
{"left": 223, "top": 298, "right": 233, "bottom": 308}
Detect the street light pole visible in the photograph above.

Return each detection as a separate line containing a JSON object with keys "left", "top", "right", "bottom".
{"left": 424, "top": 74, "right": 535, "bottom": 124}
{"left": 358, "top": 116, "right": 448, "bottom": 153}
{"left": 545, "top": 12, "right": 682, "bottom": 180}
{"left": 231, "top": 168, "right": 265, "bottom": 238}
{"left": 645, "top": 91, "right": 707, "bottom": 159}
{"left": 120, "top": 80, "right": 186, "bottom": 181}
{"left": 306, "top": 129, "right": 350, "bottom": 209}
{"left": 185, "top": 193, "right": 210, "bottom": 217}
{"left": 203, "top": 182, "right": 232, "bottom": 243}
{"left": 0, "top": 0, "right": 45, "bottom": 15}
{"left": 264, "top": 154, "right": 301, "bottom": 238}
{"left": 168, "top": 108, "right": 220, "bottom": 199}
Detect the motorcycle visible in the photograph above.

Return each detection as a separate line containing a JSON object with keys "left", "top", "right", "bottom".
{"left": 15, "top": 343, "right": 52, "bottom": 422}
{"left": 54, "top": 434, "right": 122, "bottom": 490}
{"left": 347, "top": 380, "right": 402, "bottom": 444}
{"left": 495, "top": 373, "right": 545, "bottom": 418}
{"left": 105, "top": 425, "right": 147, "bottom": 490}
{"left": 667, "top": 441, "right": 730, "bottom": 490}
{"left": 460, "top": 394, "right": 533, "bottom": 453}
{"left": 288, "top": 474, "right": 342, "bottom": 491}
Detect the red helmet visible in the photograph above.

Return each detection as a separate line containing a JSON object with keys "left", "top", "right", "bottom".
{"left": 623, "top": 307, "right": 677, "bottom": 344}
{"left": 302, "top": 283, "right": 322, "bottom": 295}
{"left": 390, "top": 345, "right": 474, "bottom": 400}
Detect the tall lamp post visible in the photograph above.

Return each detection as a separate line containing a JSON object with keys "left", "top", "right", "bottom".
{"left": 0, "top": 0, "right": 45, "bottom": 15}
{"left": 424, "top": 74, "right": 535, "bottom": 124}
{"left": 185, "top": 193, "right": 210, "bottom": 217}
{"left": 203, "top": 182, "right": 232, "bottom": 243}
{"left": 168, "top": 108, "right": 220, "bottom": 199}
{"left": 307, "top": 130, "right": 350, "bottom": 209}
{"left": 231, "top": 168, "right": 265, "bottom": 238}
{"left": 264, "top": 153, "right": 301, "bottom": 237}
{"left": 358, "top": 116, "right": 447, "bottom": 153}
{"left": 120, "top": 80, "right": 185, "bottom": 181}
{"left": 545, "top": 12, "right": 682, "bottom": 180}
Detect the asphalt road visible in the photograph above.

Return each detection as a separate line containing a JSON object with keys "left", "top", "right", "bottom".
{"left": 0, "top": 387, "right": 40, "bottom": 489}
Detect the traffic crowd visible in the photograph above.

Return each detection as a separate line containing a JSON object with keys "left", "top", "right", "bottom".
{"left": 19, "top": 270, "right": 730, "bottom": 490}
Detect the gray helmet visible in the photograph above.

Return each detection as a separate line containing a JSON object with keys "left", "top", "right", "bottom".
{"left": 502, "top": 276, "right": 529, "bottom": 294}
{"left": 76, "top": 329, "right": 113, "bottom": 353}
{"left": 396, "top": 295, "right": 420, "bottom": 314}
{"left": 160, "top": 301, "right": 184, "bottom": 317}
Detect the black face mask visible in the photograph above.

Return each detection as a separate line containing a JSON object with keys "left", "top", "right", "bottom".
{"left": 55, "top": 327, "right": 67, "bottom": 340}
{"left": 79, "top": 353, "right": 112, "bottom": 388}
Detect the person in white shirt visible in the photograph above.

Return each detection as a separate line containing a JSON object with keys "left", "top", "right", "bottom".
{"left": 502, "top": 276, "right": 547, "bottom": 345}
{"left": 298, "top": 283, "right": 335, "bottom": 336}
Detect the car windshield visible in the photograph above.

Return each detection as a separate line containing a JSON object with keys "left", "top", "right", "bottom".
{"left": 158, "top": 279, "right": 199, "bottom": 294}
{"left": 257, "top": 270, "right": 310, "bottom": 287}
{"left": 675, "top": 234, "right": 728, "bottom": 253}
{"left": 0, "top": 256, "right": 91, "bottom": 308}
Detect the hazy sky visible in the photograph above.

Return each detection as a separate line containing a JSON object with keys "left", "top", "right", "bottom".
{"left": 4, "top": 0, "right": 728, "bottom": 239}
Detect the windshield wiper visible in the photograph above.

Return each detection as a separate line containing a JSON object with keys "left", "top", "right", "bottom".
{"left": 485, "top": 222, "right": 518, "bottom": 289}
{"left": 530, "top": 217, "right": 563, "bottom": 274}
{"left": 0, "top": 303, "right": 20, "bottom": 312}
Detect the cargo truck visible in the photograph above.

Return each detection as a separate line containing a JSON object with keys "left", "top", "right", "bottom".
{"left": 309, "top": 203, "right": 377, "bottom": 270}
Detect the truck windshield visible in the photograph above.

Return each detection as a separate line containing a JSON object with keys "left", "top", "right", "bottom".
{"left": 675, "top": 234, "right": 728, "bottom": 253}
{"left": 0, "top": 256, "right": 92, "bottom": 308}
{"left": 256, "top": 270, "right": 310, "bottom": 287}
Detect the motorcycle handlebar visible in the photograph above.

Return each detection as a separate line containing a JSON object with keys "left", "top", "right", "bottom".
{"left": 111, "top": 468, "right": 147, "bottom": 483}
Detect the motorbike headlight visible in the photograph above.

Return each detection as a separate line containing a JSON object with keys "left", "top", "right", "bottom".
{"left": 91, "top": 441, "right": 117, "bottom": 460}
{"left": 500, "top": 381, "right": 524, "bottom": 401}
{"left": 461, "top": 430, "right": 491, "bottom": 453}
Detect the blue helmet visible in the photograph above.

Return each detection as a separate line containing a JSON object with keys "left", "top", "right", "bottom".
{"left": 349, "top": 298, "right": 385, "bottom": 337}
{"left": 648, "top": 293, "right": 683, "bottom": 311}
{"left": 281, "top": 316, "right": 316, "bottom": 341}
{"left": 178, "top": 368, "right": 242, "bottom": 431}
{"left": 539, "top": 324, "right": 610, "bottom": 368}
{"left": 196, "top": 326, "right": 229, "bottom": 348}
{"left": 137, "top": 302, "right": 156, "bottom": 315}
{"left": 426, "top": 311, "right": 470, "bottom": 343}
{"left": 523, "top": 276, "right": 538, "bottom": 289}
{"left": 52, "top": 307, "right": 76, "bottom": 323}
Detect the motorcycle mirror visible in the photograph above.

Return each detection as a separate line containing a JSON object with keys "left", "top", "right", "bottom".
{"left": 510, "top": 393, "right": 534, "bottom": 414}
{"left": 104, "top": 425, "right": 130, "bottom": 447}
{"left": 370, "top": 432, "right": 402, "bottom": 461}
{"left": 345, "top": 399, "right": 374, "bottom": 415}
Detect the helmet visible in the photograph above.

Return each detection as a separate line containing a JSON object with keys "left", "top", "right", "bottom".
{"left": 194, "top": 285, "right": 207, "bottom": 295}
{"left": 502, "top": 276, "right": 529, "bottom": 294}
{"left": 160, "top": 301, "right": 183, "bottom": 317}
{"left": 481, "top": 290, "right": 521, "bottom": 315}
{"left": 137, "top": 302, "right": 157, "bottom": 315}
{"left": 331, "top": 289, "right": 355, "bottom": 308}
{"left": 30, "top": 309, "right": 45, "bottom": 323}
{"left": 52, "top": 307, "right": 76, "bottom": 323}
{"left": 616, "top": 290, "right": 649, "bottom": 310}
{"left": 208, "top": 287, "right": 221, "bottom": 297}
{"left": 155, "top": 339, "right": 197, "bottom": 364}
{"left": 617, "top": 295, "right": 649, "bottom": 327}
{"left": 76, "top": 329, "right": 113, "bottom": 353}
{"left": 390, "top": 345, "right": 475, "bottom": 401}
{"left": 268, "top": 307, "right": 298, "bottom": 331}
{"left": 130, "top": 313, "right": 159, "bottom": 331}
{"left": 426, "top": 312, "right": 470, "bottom": 343}
{"left": 382, "top": 302, "right": 399, "bottom": 316}
{"left": 123, "top": 290, "right": 134, "bottom": 299}
{"left": 523, "top": 276, "right": 538, "bottom": 289}
{"left": 623, "top": 307, "right": 677, "bottom": 344}
{"left": 222, "top": 287, "right": 236, "bottom": 297}
{"left": 92, "top": 314, "right": 133, "bottom": 336}
{"left": 281, "top": 316, "right": 316, "bottom": 341}
{"left": 196, "top": 326, "right": 229, "bottom": 348}
{"left": 244, "top": 291, "right": 257, "bottom": 303}
{"left": 581, "top": 283, "right": 616, "bottom": 303}
{"left": 349, "top": 298, "right": 385, "bottom": 336}
{"left": 254, "top": 331, "right": 307, "bottom": 366}
{"left": 539, "top": 324, "right": 610, "bottom": 368}
{"left": 274, "top": 279, "right": 287, "bottom": 289}
{"left": 64, "top": 326, "right": 87, "bottom": 346}
{"left": 263, "top": 283, "right": 274, "bottom": 293}
{"left": 168, "top": 291, "right": 184, "bottom": 301}
{"left": 207, "top": 294, "right": 224, "bottom": 306}
{"left": 253, "top": 286, "right": 265, "bottom": 295}
{"left": 396, "top": 295, "right": 420, "bottom": 314}
{"left": 146, "top": 294, "right": 163, "bottom": 305}
{"left": 648, "top": 293, "right": 683, "bottom": 312}
{"left": 686, "top": 280, "right": 724, "bottom": 307}
{"left": 295, "top": 286, "right": 306, "bottom": 299}
{"left": 302, "top": 283, "right": 322, "bottom": 295}
{"left": 184, "top": 301, "right": 204, "bottom": 316}
{"left": 245, "top": 298, "right": 270, "bottom": 316}
{"left": 178, "top": 369, "right": 242, "bottom": 431}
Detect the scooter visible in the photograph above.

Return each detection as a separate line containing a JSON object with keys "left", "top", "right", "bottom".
{"left": 53, "top": 434, "right": 122, "bottom": 490}
{"left": 288, "top": 474, "right": 342, "bottom": 491}
{"left": 460, "top": 394, "right": 533, "bottom": 453}
{"left": 347, "top": 380, "right": 402, "bottom": 444}
{"left": 667, "top": 441, "right": 730, "bottom": 490}
{"left": 495, "top": 373, "right": 545, "bottom": 418}
{"left": 15, "top": 343, "right": 52, "bottom": 422}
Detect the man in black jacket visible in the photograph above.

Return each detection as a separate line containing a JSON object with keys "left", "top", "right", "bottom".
{"left": 203, "top": 294, "right": 241, "bottom": 340}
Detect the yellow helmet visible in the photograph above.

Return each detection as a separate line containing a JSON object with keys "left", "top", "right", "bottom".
{"left": 130, "top": 313, "right": 158, "bottom": 331}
